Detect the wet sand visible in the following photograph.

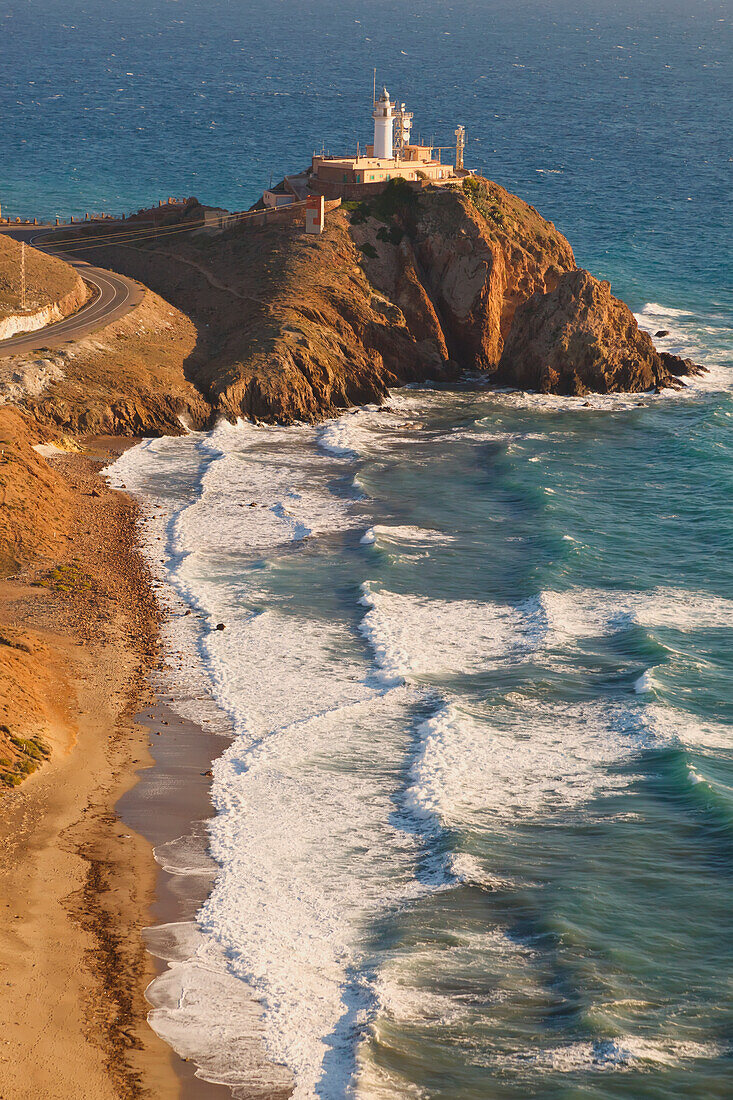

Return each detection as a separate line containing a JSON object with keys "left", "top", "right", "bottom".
{"left": 118, "top": 701, "right": 235, "bottom": 1100}
{"left": 121, "top": 697, "right": 294, "bottom": 1100}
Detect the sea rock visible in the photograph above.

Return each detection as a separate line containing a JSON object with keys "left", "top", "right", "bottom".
{"left": 495, "top": 269, "right": 704, "bottom": 394}
{"left": 655, "top": 329, "right": 669, "bottom": 337}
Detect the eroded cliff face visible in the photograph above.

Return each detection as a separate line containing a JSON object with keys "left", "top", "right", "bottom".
{"left": 355, "top": 177, "right": 577, "bottom": 371}
{"left": 63, "top": 181, "right": 578, "bottom": 424}
{"left": 68, "top": 202, "right": 458, "bottom": 425}
{"left": 495, "top": 269, "right": 704, "bottom": 394}
{"left": 193, "top": 215, "right": 457, "bottom": 424}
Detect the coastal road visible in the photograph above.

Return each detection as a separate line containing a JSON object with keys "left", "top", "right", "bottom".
{"left": 0, "top": 226, "right": 143, "bottom": 359}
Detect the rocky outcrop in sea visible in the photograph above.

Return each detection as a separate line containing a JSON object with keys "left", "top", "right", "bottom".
{"left": 495, "top": 268, "right": 704, "bottom": 394}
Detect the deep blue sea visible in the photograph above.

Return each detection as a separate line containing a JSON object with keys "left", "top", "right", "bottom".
{"left": 8, "top": 0, "right": 733, "bottom": 1096}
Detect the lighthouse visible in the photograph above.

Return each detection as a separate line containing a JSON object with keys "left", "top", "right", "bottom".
{"left": 307, "top": 79, "right": 464, "bottom": 199}
{"left": 372, "top": 87, "right": 395, "bottom": 160}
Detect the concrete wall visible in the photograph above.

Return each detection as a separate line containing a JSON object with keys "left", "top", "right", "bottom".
{"left": 309, "top": 175, "right": 459, "bottom": 201}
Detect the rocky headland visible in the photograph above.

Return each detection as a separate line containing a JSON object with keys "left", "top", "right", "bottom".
{"left": 29, "top": 175, "right": 701, "bottom": 434}
{"left": 496, "top": 267, "right": 703, "bottom": 394}
{"left": 0, "top": 175, "right": 706, "bottom": 791}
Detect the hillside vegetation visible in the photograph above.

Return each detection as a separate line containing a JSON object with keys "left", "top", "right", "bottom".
{"left": 0, "top": 235, "right": 84, "bottom": 319}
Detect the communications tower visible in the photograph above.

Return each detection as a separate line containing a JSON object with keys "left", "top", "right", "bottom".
{"left": 455, "top": 125, "right": 465, "bottom": 172}
{"left": 395, "top": 102, "right": 414, "bottom": 157}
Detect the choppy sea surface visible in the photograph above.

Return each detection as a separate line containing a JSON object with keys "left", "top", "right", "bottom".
{"left": 107, "top": 297, "right": 733, "bottom": 1097}
{"left": 13, "top": 0, "right": 728, "bottom": 1095}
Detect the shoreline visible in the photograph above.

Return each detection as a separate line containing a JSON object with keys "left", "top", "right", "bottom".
{"left": 0, "top": 434, "right": 181, "bottom": 1099}
{"left": 109, "top": 443, "right": 294, "bottom": 1100}
{"left": 119, "top": 700, "right": 236, "bottom": 1100}
{"left": 0, "top": 418, "right": 293, "bottom": 1099}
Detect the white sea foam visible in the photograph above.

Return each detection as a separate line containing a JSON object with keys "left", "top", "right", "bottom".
{"left": 200, "top": 685, "right": 433, "bottom": 1099}
{"left": 318, "top": 414, "right": 369, "bottom": 458}
{"left": 493, "top": 1035, "right": 727, "bottom": 1072}
{"left": 634, "top": 669, "right": 655, "bottom": 693}
{"left": 146, "top": 958, "right": 294, "bottom": 1097}
{"left": 106, "top": 403, "right": 732, "bottom": 1099}
{"left": 634, "top": 301, "right": 732, "bottom": 394}
{"left": 534, "top": 586, "right": 733, "bottom": 639}
{"left": 355, "top": 581, "right": 733, "bottom": 835}
{"left": 404, "top": 700, "right": 638, "bottom": 831}
{"left": 171, "top": 431, "right": 357, "bottom": 561}
{"left": 354, "top": 587, "right": 657, "bottom": 839}
{"left": 108, "top": 419, "right": 446, "bottom": 1099}
{"left": 361, "top": 524, "right": 455, "bottom": 547}
{"left": 644, "top": 704, "right": 732, "bottom": 751}
{"left": 358, "top": 584, "right": 543, "bottom": 686}
{"left": 357, "top": 581, "right": 733, "bottom": 694}
{"left": 318, "top": 400, "right": 430, "bottom": 460}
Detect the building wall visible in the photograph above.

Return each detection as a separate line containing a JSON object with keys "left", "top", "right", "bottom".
{"left": 313, "top": 159, "right": 453, "bottom": 184}
{"left": 246, "top": 197, "right": 341, "bottom": 228}
{"left": 309, "top": 175, "right": 457, "bottom": 201}
{"left": 263, "top": 191, "right": 296, "bottom": 209}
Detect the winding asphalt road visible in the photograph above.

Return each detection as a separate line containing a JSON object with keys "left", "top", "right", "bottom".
{"left": 0, "top": 226, "right": 143, "bottom": 359}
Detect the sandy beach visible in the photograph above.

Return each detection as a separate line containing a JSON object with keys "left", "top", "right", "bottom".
{"left": 0, "top": 435, "right": 229, "bottom": 1099}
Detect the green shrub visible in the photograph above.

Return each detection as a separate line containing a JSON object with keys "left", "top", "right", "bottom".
{"left": 359, "top": 242, "right": 378, "bottom": 259}
{"left": 348, "top": 203, "right": 369, "bottom": 225}
{"left": 463, "top": 177, "right": 506, "bottom": 226}
{"left": 376, "top": 224, "right": 404, "bottom": 246}
{"left": 371, "top": 178, "right": 418, "bottom": 223}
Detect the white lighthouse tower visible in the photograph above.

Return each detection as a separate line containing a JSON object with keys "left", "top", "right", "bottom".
{"left": 372, "top": 87, "right": 396, "bottom": 160}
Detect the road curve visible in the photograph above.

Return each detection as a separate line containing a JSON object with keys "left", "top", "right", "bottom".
{"left": 0, "top": 227, "right": 143, "bottom": 359}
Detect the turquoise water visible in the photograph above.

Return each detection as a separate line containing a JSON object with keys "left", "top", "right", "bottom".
{"left": 108, "top": 331, "right": 733, "bottom": 1096}
{"left": 10, "top": 0, "right": 731, "bottom": 1094}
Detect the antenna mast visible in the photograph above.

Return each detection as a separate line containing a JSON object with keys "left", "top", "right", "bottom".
{"left": 373, "top": 68, "right": 376, "bottom": 107}
{"left": 455, "top": 125, "right": 465, "bottom": 172}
